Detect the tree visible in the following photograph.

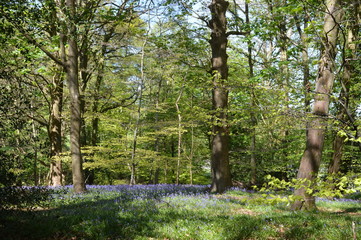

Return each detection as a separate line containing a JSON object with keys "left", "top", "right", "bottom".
{"left": 0, "top": 1, "right": 65, "bottom": 186}
{"left": 3, "top": 0, "right": 87, "bottom": 192}
{"left": 208, "top": 0, "right": 233, "bottom": 193}
{"left": 292, "top": 0, "right": 342, "bottom": 210}
{"left": 245, "top": 1, "right": 257, "bottom": 186}
{"left": 328, "top": 1, "right": 360, "bottom": 175}
{"left": 63, "top": 0, "right": 85, "bottom": 193}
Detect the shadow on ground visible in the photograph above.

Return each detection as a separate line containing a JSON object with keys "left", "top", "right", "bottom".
{"left": 1, "top": 194, "right": 360, "bottom": 240}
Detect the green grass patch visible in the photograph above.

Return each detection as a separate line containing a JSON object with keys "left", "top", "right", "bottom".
{"left": 0, "top": 185, "right": 360, "bottom": 239}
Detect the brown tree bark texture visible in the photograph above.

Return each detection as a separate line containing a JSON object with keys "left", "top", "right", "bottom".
{"left": 292, "top": 0, "right": 342, "bottom": 210}
{"left": 49, "top": 70, "right": 63, "bottom": 186}
{"left": 66, "top": 0, "right": 86, "bottom": 193}
{"left": 209, "top": 0, "right": 232, "bottom": 193}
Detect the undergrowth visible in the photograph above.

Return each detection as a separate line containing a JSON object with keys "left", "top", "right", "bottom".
{"left": 0, "top": 185, "right": 360, "bottom": 240}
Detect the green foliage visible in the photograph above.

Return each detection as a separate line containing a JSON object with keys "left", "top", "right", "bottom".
{"left": 0, "top": 0, "right": 360, "bottom": 191}
{"left": 0, "top": 186, "right": 57, "bottom": 210}
{"left": 254, "top": 174, "right": 361, "bottom": 206}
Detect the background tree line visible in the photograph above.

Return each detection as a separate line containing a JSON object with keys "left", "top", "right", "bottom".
{"left": 0, "top": 0, "right": 360, "bottom": 208}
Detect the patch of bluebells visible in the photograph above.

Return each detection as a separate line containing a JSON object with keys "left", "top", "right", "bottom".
{"left": 226, "top": 186, "right": 256, "bottom": 193}
{"left": 316, "top": 197, "right": 361, "bottom": 203}
{"left": 49, "top": 184, "right": 211, "bottom": 206}
{"left": 45, "top": 184, "right": 222, "bottom": 235}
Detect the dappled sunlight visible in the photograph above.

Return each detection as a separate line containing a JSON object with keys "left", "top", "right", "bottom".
{"left": 1, "top": 184, "right": 360, "bottom": 239}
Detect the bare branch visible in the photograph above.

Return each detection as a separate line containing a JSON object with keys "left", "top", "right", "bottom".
{"left": 100, "top": 93, "right": 137, "bottom": 113}
{"left": 226, "top": 30, "right": 250, "bottom": 37}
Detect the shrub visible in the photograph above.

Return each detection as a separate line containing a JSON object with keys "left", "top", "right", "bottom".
{"left": 0, "top": 186, "right": 56, "bottom": 210}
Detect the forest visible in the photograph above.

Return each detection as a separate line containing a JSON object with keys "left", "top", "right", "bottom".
{"left": 1, "top": 0, "right": 361, "bottom": 211}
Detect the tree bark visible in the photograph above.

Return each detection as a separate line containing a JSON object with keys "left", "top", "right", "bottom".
{"left": 209, "top": 0, "right": 232, "bottom": 193}
{"left": 292, "top": 0, "right": 342, "bottom": 210}
{"left": 175, "top": 87, "right": 183, "bottom": 185}
{"left": 66, "top": 0, "right": 85, "bottom": 193}
{"left": 189, "top": 123, "right": 194, "bottom": 185}
{"left": 152, "top": 80, "right": 162, "bottom": 184}
{"left": 30, "top": 102, "right": 38, "bottom": 185}
{"left": 49, "top": 69, "right": 63, "bottom": 186}
{"left": 91, "top": 52, "right": 105, "bottom": 147}
{"left": 296, "top": 16, "right": 311, "bottom": 113}
{"left": 79, "top": 50, "right": 88, "bottom": 147}
{"left": 48, "top": 1, "right": 65, "bottom": 187}
{"left": 189, "top": 93, "right": 195, "bottom": 185}
{"left": 329, "top": 133, "right": 344, "bottom": 174}
{"left": 245, "top": 1, "right": 257, "bottom": 186}
{"left": 130, "top": 35, "right": 147, "bottom": 185}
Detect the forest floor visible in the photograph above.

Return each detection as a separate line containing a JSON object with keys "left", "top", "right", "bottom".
{"left": 0, "top": 184, "right": 360, "bottom": 240}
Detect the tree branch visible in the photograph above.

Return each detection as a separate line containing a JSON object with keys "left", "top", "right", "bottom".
{"left": 21, "top": 32, "right": 66, "bottom": 67}
{"left": 100, "top": 93, "right": 137, "bottom": 113}
{"left": 226, "top": 31, "right": 250, "bottom": 37}
{"left": 26, "top": 113, "right": 49, "bottom": 127}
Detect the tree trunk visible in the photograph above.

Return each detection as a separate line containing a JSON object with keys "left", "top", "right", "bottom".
{"left": 189, "top": 123, "right": 194, "bottom": 185}
{"left": 292, "top": 0, "right": 342, "bottom": 210}
{"left": 91, "top": 55, "right": 104, "bottom": 147}
{"left": 45, "top": 2, "right": 64, "bottom": 187}
{"left": 66, "top": 0, "right": 85, "bottom": 193}
{"left": 130, "top": 36, "right": 147, "bottom": 185}
{"left": 277, "top": 0, "right": 291, "bottom": 169}
{"left": 296, "top": 16, "right": 311, "bottom": 113}
{"left": 79, "top": 32, "right": 90, "bottom": 147}
{"left": 49, "top": 70, "right": 63, "bottom": 186}
{"left": 209, "top": 0, "right": 232, "bottom": 193}
{"left": 151, "top": 77, "right": 162, "bottom": 184}
{"left": 189, "top": 93, "right": 195, "bottom": 185}
{"left": 329, "top": 134, "right": 344, "bottom": 174}
{"left": 329, "top": 2, "right": 359, "bottom": 174}
{"left": 175, "top": 87, "right": 183, "bottom": 185}
{"left": 245, "top": 2, "right": 257, "bottom": 186}
{"left": 31, "top": 103, "right": 38, "bottom": 185}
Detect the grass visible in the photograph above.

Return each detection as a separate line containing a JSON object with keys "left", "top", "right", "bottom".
{"left": 0, "top": 185, "right": 360, "bottom": 240}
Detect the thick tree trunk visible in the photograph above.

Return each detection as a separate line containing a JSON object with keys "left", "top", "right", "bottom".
{"left": 49, "top": 70, "right": 63, "bottom": 186}
{"left": 209, "top": 0, "right": 232, "bottom": 193}
{"left": 292, "top": 0, "right": 342, "bottom": 210}
{"left": 46, "top": 2, "right": 64, "bottom": 187}
{"left": 66, "top": 0, "right": 85, "bottom": 193}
